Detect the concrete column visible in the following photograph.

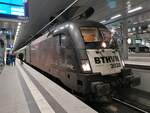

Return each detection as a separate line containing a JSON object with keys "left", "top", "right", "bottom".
{"left": 3, "top": 34, "right": 7, "bottom": 64}
{"left": 121, "top": 0, "right": 129, "bottom": 60}
{"left": 121, "top": 19, "right": 128, "bottom": 60}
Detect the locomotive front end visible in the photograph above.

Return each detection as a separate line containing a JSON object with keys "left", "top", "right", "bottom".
{"left": 79, "top": 26, "right": 140, "bottom": 97}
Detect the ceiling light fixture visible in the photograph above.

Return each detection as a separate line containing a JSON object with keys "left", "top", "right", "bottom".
{"left": 18, "top": 22, "right": 22, "bottom": 26}
{"left": 110, "top": 14, "right": 121, "bottom": 20}
{"left": 17, "top": 25, "right": 21, "bottom": 29}
{"left": 13, "top": 23, "right": 22, "bottom": 48}
{"left": 128, "top": 6, "right": 143, "bottom": 13}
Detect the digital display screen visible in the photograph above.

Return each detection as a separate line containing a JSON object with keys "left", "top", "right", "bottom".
{"left": 0, "top": 0, "right": 29, "bottom": 20}
{"left": 0, "top": 0, "right": 25, "bottom": 5}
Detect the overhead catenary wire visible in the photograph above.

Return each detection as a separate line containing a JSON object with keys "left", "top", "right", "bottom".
{"left": 14, "top": 0, "right": 80, "bottom": 51}
{"left": 25, "top": 0, "right": 79, "bottom": 44}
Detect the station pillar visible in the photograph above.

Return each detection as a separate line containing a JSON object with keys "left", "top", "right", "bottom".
{"left": 121, "top": 19, "right": 128, "bottom": 60}
{"left": 121, "top": 0, "right": 129, "bottom": 60}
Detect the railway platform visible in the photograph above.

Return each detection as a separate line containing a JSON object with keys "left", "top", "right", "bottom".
{"left": 126, "top": 53, "right": 150, "bottom": 67}
{"left": 125, "top": 57, "right": 150, "bottom": 67}
{"left": 0, "top": 59, "right": 97, "bottom": 113}
{"left": 125, "top": 55, "right": 150, "bottom": 94}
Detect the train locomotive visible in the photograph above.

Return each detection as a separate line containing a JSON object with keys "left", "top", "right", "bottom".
{"left": 19, "top": 20, "right": 140, "bottom": 101}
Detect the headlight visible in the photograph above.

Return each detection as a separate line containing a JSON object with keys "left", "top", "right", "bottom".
{"left": 81, "top": 60, "right": 91, "bottom": 72}
{"left": 101, "top": 42, "right": 107, "bottom": 48}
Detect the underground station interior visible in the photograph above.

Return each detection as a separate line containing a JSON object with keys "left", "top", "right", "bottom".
{"left": 0, "top": 0, "right": 150, "bottom": 113}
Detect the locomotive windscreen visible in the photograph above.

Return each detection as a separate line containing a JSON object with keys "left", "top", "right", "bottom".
{"left": 80, "top": 27, "right": 117, "bottom": 49}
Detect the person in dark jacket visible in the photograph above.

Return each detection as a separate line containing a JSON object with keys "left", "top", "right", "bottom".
{"left": 10, "top": 52, "right": 16, "bottom": 66}
{"left": 18, "top": 53, "right": 24, "bottom": 65}
{"left": 6, "top": 52, "right": 11, "bottom": 65}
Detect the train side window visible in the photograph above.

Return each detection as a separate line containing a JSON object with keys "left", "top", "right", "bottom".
{"left": 60, "top": 34, "right": 67, "bottom": 48}
{"left": 53, "top": 35, "right": 61, "bottom": 49}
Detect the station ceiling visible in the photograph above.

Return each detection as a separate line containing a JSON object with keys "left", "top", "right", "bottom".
{"left": 14, "top": 0, "right": 74, "bottom": 50}
{"left": 0, "top": 0, "right": 149, "bottom": 50}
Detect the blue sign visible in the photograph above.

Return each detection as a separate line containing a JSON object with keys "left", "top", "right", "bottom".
{"left": 0, "top": 0, "right": 29, "bottom": 20}
{"left": 0, "top": 0, "right": 25, "bottom": 5}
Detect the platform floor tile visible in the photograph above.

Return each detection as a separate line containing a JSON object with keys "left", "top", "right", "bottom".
{"left": 0, "top": 66, "right": 30, "bottom": 113}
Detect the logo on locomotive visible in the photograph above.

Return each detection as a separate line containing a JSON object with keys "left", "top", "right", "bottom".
{"left": 94, "top": 56, "right": 121, "bottom": 68}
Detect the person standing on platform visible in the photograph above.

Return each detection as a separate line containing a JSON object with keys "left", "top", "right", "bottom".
{"left": 18, "top": 53, "right": 24, "bottom": 65}
{"left": 10, "top": 52, "right": 16, "bottom": 66}
{"left": 6, "top": 52, "right": 11, "bottom": 65}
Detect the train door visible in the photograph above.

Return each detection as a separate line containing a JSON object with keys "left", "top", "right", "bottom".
{"left": 58, "top": 33, "right": 78, "bottom": 90}
{"left": 59, "top": 33, "right": 76, "bottom": 70}
{"left": 58, "top": 34, "right": 66, "bottom": 66}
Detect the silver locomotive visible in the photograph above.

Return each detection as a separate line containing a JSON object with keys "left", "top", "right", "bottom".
{"left": 19, "top": 20, "right": 140, "bottom": 100}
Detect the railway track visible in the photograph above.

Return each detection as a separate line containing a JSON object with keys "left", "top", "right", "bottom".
{"left": 112, "top": 97, "right": 148, "bottom": 113}
{"left": 114, "top": 88, "right": 150, "bottom": 112}
{"left": 89, "top": 99, "right": 145, "bottom": 113}
{"left": 88, "top": 88, "right": 150, "bottom": 113}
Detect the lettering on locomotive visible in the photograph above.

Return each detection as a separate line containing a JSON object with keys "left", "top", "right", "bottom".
{"left": 94, "top": 56, "right": 119, "bottom": 64}
{"left": 94, "top": 56, "right": 121, "bottom": 68}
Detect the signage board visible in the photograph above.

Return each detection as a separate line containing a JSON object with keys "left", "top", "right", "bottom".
{"left": 0, "top": 0, "right": 29, "bottom": 21}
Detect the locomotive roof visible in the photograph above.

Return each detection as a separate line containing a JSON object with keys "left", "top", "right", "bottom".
{"left": 71, "top": 20, "right": 108, "bottom": 29}
{"left": 52, "top": 20, "right": 108, "bottom": 32}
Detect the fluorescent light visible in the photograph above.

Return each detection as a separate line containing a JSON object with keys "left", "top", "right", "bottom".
{"left": 17, "top": 25, "right": 21, "bottom": 29}
{"left": 110, "top": 14, "right": 121, "bottom": 20}
{"left": 128, "top": 6, "right": 143, "bottom": 13}
{"left": 16, "top": 28, "right": 19, "bottom": 32}
{"left": 14, "top": 23, "right": 22, "bottom": 47}
{"left": 100, "top": 20, "right": 106, "bottom": 23}
{"left": 127, "top": 38, "right": 132, "bottom": 44}
{"left": 16, "top": 29, "right": 19, "bottom": 34}
{"left": 18, "top": 22, "right": 22, "bottom": 26}
{"left": 15, "top": 31, "right": 18, "bottom": 34}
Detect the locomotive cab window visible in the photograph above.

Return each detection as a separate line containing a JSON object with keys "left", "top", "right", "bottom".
{"left": 80, "top": 27, "right": 102, "bottom": 49}
{"left": 80, "top": 27, "right": 100, "bottom": 42}
{"left": 80, "top": 27, "right": 117, "bottom": 49}
{"left": 100, "top": 29, "right": 117, "bottom": 49}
